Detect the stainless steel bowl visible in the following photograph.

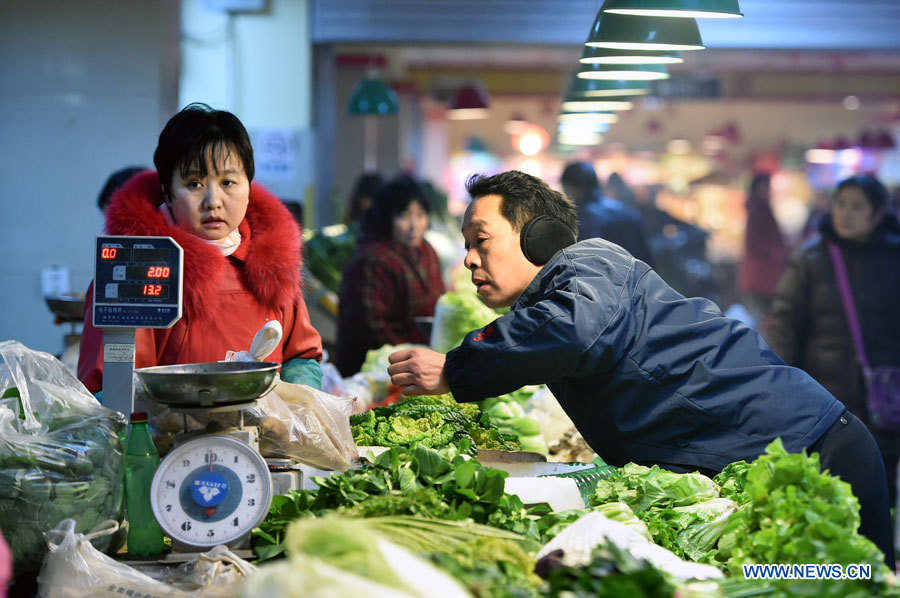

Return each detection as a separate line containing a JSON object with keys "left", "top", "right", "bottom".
{"left": 135, "top": 361, "right": 279, "bottom": 407}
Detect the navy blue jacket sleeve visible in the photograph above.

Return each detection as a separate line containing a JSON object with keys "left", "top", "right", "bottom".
{"left": 445, "top": 259, "right": 629, "bottom": 402}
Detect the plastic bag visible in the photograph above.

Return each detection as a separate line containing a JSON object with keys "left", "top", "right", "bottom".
{"left": 224, "top": 320, "right": 282, "bottom": 363}
{"left": 258, "top": 380, "right": 358, "bottom": 471}
{"left": 535, "top": 511, "right": 723, "bottom": 581}
{"left": 0, "top": 341, "right": 126, "bottom": 576}
{"left": 37, "top": 519, "right": 254, "bottom": 598}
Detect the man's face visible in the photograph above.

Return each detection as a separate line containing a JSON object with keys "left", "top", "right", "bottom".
{"left": 462, "top": 194, "right": 542, "bottom": 308}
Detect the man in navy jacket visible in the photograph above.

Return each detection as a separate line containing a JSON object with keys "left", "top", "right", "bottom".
{"left": 388, "top": 170, "right": 894, "bottom": 565}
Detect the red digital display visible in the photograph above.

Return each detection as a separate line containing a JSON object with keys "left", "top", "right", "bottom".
{"left": 143, "top": 284, "right": 164, "bottom": 297}
{"left": 101, "top": 247, "right": 117, "bottom": 260}
{"left": 124, "top": 266, "right": 171, "bottom": 279}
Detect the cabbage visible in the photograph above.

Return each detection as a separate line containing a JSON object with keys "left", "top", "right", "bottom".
{"left": 430, "top": 293, "right": 502, "bottom": 353}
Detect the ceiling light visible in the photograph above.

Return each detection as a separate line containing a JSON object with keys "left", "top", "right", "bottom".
{"left": 447, "top": 84, "right": 490, "bottom": 120}
{"left": 558, "top": 111, "right": 619, "bottom": 125}
{"left": 347, "top": 77, "right": 398, "bottom": 116}
{"left": 579, "top": 45, "right": 683, "bottom": 65}
{"left": 603, "top": 0, "right": 742, "bottom": 19}
{"left": 585, "top": 9, "right": 705, "bottom": 51}
{"left": 578, "top": 62, "right": 669, "bottom": 81}
{"left": 561, "top": 96, "right": 634, "bottom": 112}
{"left": 570, "top": 78, "right": 651, "bottom": 98}
{"left": 558, "top": 131, "right": 604, "bottom": 146}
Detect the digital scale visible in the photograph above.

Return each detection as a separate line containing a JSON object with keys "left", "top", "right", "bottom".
{"left": 94, "top": 235, "right": 274, "bottom": 556}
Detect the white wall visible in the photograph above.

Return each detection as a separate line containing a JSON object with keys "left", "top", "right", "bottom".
{"left": 0, "top": 0, "right": 178, "bottom": 356}
{"left": 180, "top": 0, "right": 314, "bottom": 203}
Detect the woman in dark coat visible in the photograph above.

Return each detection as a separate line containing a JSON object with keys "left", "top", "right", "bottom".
{"left": 335, "top": 176, "right": 445, "bottom": 377}
{"left": 768, "top": 174, "right": 900, "bottom": 508}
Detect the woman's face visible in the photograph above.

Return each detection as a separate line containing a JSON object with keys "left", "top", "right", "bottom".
{"left": 167, "top": 148, "right": 250, "bottom": 240}
{"left": 391, "top": 200, "right": 429, "bottom": 247}
{"left": 832, "top": 185, "right": 883, "bottom": 243}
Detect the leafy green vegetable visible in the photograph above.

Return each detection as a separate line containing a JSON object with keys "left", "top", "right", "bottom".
{"left": 350, "top": 394, "right": 519, "bottom": 453}
{"left": 303, "top": 226, "right": 357, "bottom": 293}
{"left": 431, "top": 292, "right": 503, "bottom": 352}
{"left": 431, "top": 537, "right": 542, "bottom": 598}
{"left": 715, "top": 439, "right": 896, "bottom": 597}
{"left": 592, "top": 463, "right": 719, "bottom": 513}
{"left": 536, "top": 541, "right": 676, "bottom": 598}
{"left": 640, "top": 497, "right": 737, "bottom": 564}
{"left": 253, "top": 446, "right": 579, "bottom": 561}
{"left": 593, "top": 501, "right": 652, "bottom": 540}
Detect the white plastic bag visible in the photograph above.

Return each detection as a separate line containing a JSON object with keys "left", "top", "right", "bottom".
{"left": 223, "top": 321, "right": 283, "bottom": 363}
{"left": 37, "top": 519, "right": 254, "bottom": 598}
{"left": 535, "top": 511, "right": 723, "bottom": 581}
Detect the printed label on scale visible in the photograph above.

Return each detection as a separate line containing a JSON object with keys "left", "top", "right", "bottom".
{"left": 104, "top": 343, "right": 135, "bottom": 363}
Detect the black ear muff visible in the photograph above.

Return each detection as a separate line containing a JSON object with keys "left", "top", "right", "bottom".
{"left": 519, "top": 216, "right": 577, "bottom": 266}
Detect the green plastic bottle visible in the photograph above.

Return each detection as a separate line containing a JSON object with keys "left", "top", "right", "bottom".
{"left": 124, "top": 411, "right": 166, "bottom": 555}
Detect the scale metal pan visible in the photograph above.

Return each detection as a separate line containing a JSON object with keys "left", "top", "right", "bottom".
{"left": 135, "top": 361, "right": 279, "bottom": 407}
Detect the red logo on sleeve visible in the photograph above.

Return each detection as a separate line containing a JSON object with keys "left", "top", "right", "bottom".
{"left": 472, "top": 324, "right": 494, "bottom": 342}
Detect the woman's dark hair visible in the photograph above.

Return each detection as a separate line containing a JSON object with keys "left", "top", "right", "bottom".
{"left": 345, "top": 172, "right": 384, "bottom": 225}
{"left": 364, "top": 175, "right": 430, "bottom": 240}
{"left": 835, "top": 174, "right": 888, "bottom": 212}
{"left": 748, "top": 172, "right": 771, "bottom": 201}
{"left": 97, "top": 166, "right": 146, "bottom": 211}
{"left": 465, "top": 170, "right": 577, "bottom": 234}
{"left": 153, "top": 103, "right": 254, "bottom": 196}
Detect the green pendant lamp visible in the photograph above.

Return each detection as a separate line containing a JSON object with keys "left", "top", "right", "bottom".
{"left": 585, "top": 7, "right": 704, "bottom": 51}
{"left": 347, "top": 77, "right": 398, "bottom": 115}
{"left": 560, "top": 94, "right": 633, "bottom": 113}
{"left": 578, "top": 62, "right": 669, "bottom": 81}
{"left": 603, "top": 0, "right": 742, "bottom": 18}
{"left": 570, "top": 77, "right": 651, "bottom": 98}
{"left": 580, "top": 45, "right": 683, "bottom": 65}
{"left": 558, "top": 111, "right": 620, "bottom": 125}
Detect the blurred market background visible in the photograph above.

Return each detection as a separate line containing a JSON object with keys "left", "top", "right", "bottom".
{"left": 3, "top": 0, "right": 900, "bottom": 361}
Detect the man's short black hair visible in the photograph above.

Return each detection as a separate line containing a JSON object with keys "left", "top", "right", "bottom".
{"left": 153, "top": 103, "right": 254, "bottom": 196}
{"left": 97, "top": 166, "right": 145, "bottom": 211}
{"left": 364, "top": 175, "right": 431, "bottom": 240}
{"left": 465, "top": 170, "right": 577, "bottom": 234}
{"left": 561, "top": 161, "right": 601, "bottom": 193}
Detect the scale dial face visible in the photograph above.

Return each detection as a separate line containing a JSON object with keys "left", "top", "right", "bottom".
{"left": 150, "top": 435, "right": 272, "bottom": 549}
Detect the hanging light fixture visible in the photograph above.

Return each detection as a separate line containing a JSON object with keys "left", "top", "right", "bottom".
{"left": 447, "top": 84, "right": 490, "bottom": 120}
{"left": 347, "top": 77, "right": 398, "bottom": 115}
{"left": 561, "top": 94, "right": 634, "bottom": 112}
{"left": 603, "top": 0, "right": 742, "bottom": 19}
{"left": 585, "top": 9, "right": 704, "bottom": 51}
{"left": 558, "top": 111, "right": 619, "bottom": 125}
{"left": 570, "top": 78, "right": 651, "bottom": 98}
{"left": 579, "top": 45, "right": 683, "bottom": 65}
{"left": 578, "top": 62, "right": 669, "bottom": 81}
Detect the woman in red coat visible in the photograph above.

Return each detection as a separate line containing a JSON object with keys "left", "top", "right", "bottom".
{"left": 335, "top": 176, "right": 445, "bottom": 376}
{"left": 738, "top": 173, "right": 789, "bottom": 330}
{"left": 78, "top": 104, "right": 323, "bottom": 393}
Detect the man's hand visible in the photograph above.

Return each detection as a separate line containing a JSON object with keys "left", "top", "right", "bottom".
{"left": 387, "top": 347, "right": 450, "bottom": 396}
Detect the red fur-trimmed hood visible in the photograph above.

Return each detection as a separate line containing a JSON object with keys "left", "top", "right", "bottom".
{"left": 105, "top": 170, "right": 302, "bottom": 323}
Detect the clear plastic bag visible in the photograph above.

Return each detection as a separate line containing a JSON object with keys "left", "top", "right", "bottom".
{"left": 0, "top": 341, "right": 127, "bottom": 576}
{"left": 257, "top": 380, "right": 359, "bottom": 471}
{"left": 37, "top": 519, "right": 254, "bottom": 598}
